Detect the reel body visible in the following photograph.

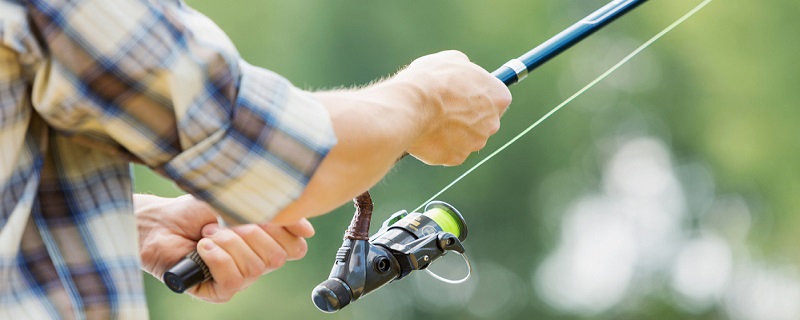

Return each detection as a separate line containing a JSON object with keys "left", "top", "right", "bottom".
{"left": 312, "top": 199, "right": 468, "bottom": 313}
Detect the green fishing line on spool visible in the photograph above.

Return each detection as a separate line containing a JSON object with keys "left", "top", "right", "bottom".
{"left": 423, "top": 206, "right": 462, "bottom": 239}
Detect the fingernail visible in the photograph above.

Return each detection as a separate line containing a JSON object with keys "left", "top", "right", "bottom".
{"left": 203, "top": 224, "right": 219, "bottom": 237}
{"left": 200, "top": 239, "right": 216, "bottom": 251}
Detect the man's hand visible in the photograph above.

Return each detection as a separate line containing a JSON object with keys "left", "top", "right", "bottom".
{"left": 271, "top": 50, "right": 511, "bottom": 225}
{"left": 397, "top": 50, "right": 512, "bottom": 166}
{"left": 134, "top": 194, "right": 314, "bottom": 302}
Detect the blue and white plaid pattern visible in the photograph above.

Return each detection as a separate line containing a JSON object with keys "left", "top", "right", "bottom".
{"left": 0, "top": 0, "right": 336, "bottom": 318}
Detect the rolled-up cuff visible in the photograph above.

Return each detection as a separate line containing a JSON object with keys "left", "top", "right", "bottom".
{"left": 162, "top": 63, "right": 336, "bottom": 223}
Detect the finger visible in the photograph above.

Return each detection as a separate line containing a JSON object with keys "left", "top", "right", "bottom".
{"left": 204, "top": 225, "right": 268, "bottom": 283}
{"left": 262, "top": 225, "right": 309, "bottom": 261}
{"left": 229, "top": 224, "right": 287, "bottom": 272}
{"left": 283, "top": 218, "right": 315, "bottom": 238}
{"left": 191, "top": 238, "right": 241, "bottom": 302}
{"left": 492, "top": 84, "right": 513, "bottom": 115}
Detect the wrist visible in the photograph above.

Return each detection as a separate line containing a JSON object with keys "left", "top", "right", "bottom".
{"left": 133, "top": 194, "right": 169, "bottom": 273}
{"left": 366, "top": 76, "right": 435, "bottom": 147}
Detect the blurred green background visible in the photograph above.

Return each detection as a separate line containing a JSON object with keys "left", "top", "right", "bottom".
{"left": 133, "top": 0, "right": 800, "bottom": 319}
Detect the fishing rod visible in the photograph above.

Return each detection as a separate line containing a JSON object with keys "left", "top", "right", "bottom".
{"left": 161, "top": 0, "right": 649, "bottom": 307}
{"left": 493, "top": 0, "right": 647, "bottom": 85}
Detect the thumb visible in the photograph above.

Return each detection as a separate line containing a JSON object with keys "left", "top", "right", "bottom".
{"left": 201, "top": 223, "right": 221, "bottom": 237}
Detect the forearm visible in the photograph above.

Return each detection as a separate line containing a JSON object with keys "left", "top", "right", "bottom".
{"left": 270, "top": 79, "right": 428, "bottom": 224}
{"left": 269, "top": 51, "right": 511, "bottom": 225}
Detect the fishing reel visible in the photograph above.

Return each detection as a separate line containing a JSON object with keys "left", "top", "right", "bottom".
{"left": 312, "top": 192, "right": 470, "bottom": 313}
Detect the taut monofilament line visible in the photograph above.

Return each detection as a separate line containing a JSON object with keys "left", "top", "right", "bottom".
{"left": 412, "top": 0, "right": 713, "bottom": 213}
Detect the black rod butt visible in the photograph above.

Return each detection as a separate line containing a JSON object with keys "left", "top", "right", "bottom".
{"left": 163, "top": 251, "right": 209, "bottom": 293}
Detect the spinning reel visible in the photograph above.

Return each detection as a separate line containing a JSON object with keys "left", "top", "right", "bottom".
{"left": 311, "top": 191, "right": 471, "bottom": 313}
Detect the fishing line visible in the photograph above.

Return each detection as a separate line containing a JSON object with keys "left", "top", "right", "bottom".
{"left": 412, "top": 0, "right": 713, "bottom": 213}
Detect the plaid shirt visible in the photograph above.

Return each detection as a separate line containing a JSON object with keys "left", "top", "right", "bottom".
{"left": 1, "top": 0, "right": 336, "bottom": 318}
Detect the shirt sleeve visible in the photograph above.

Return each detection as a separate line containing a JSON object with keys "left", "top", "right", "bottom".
{"left": 26, "top": 0, "right": 337, "bottom": 223}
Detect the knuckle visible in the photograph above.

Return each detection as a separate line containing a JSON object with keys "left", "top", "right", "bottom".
{"left": 235, "top": 224, "right": 262, "bottom": 239}
{"left": 266, "top": 250, "right": 288, "bottom": 270}
{"left": 472, "top": 138, "right": 488, "bottom": 151}
{"left": 441, "top": 50, "right": 468, "bottom": 60}
{"left": 433, "top": 154, "right": 451, "bottom": 166}
{"left": 226, "top": 276, "right": 245, "bottom": 290}
{"left": 448, "top": 159, "right": 465, "bottom": 166}
{"left": 444, "top": 154, "right": 466, "bottom": 166}
{"left": 290, "top": 239, "right": 308, "bottom": 260}
{"left": 206, "top": 294, "right": 232, "bottom": 304}
{"left": 212, "top": 230, "right": 238, "bottom": 246}
{"left": 489, "top": 118, "right": 501, "bottom": 135}
{"left": 497, "top": 90, "right": 513, "bottom": 107}
{"left": 217, "top": 274, "right": 244, "bottom": 292}
{"left": 247, "top": 256, "right": 267, "bottom": 276}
